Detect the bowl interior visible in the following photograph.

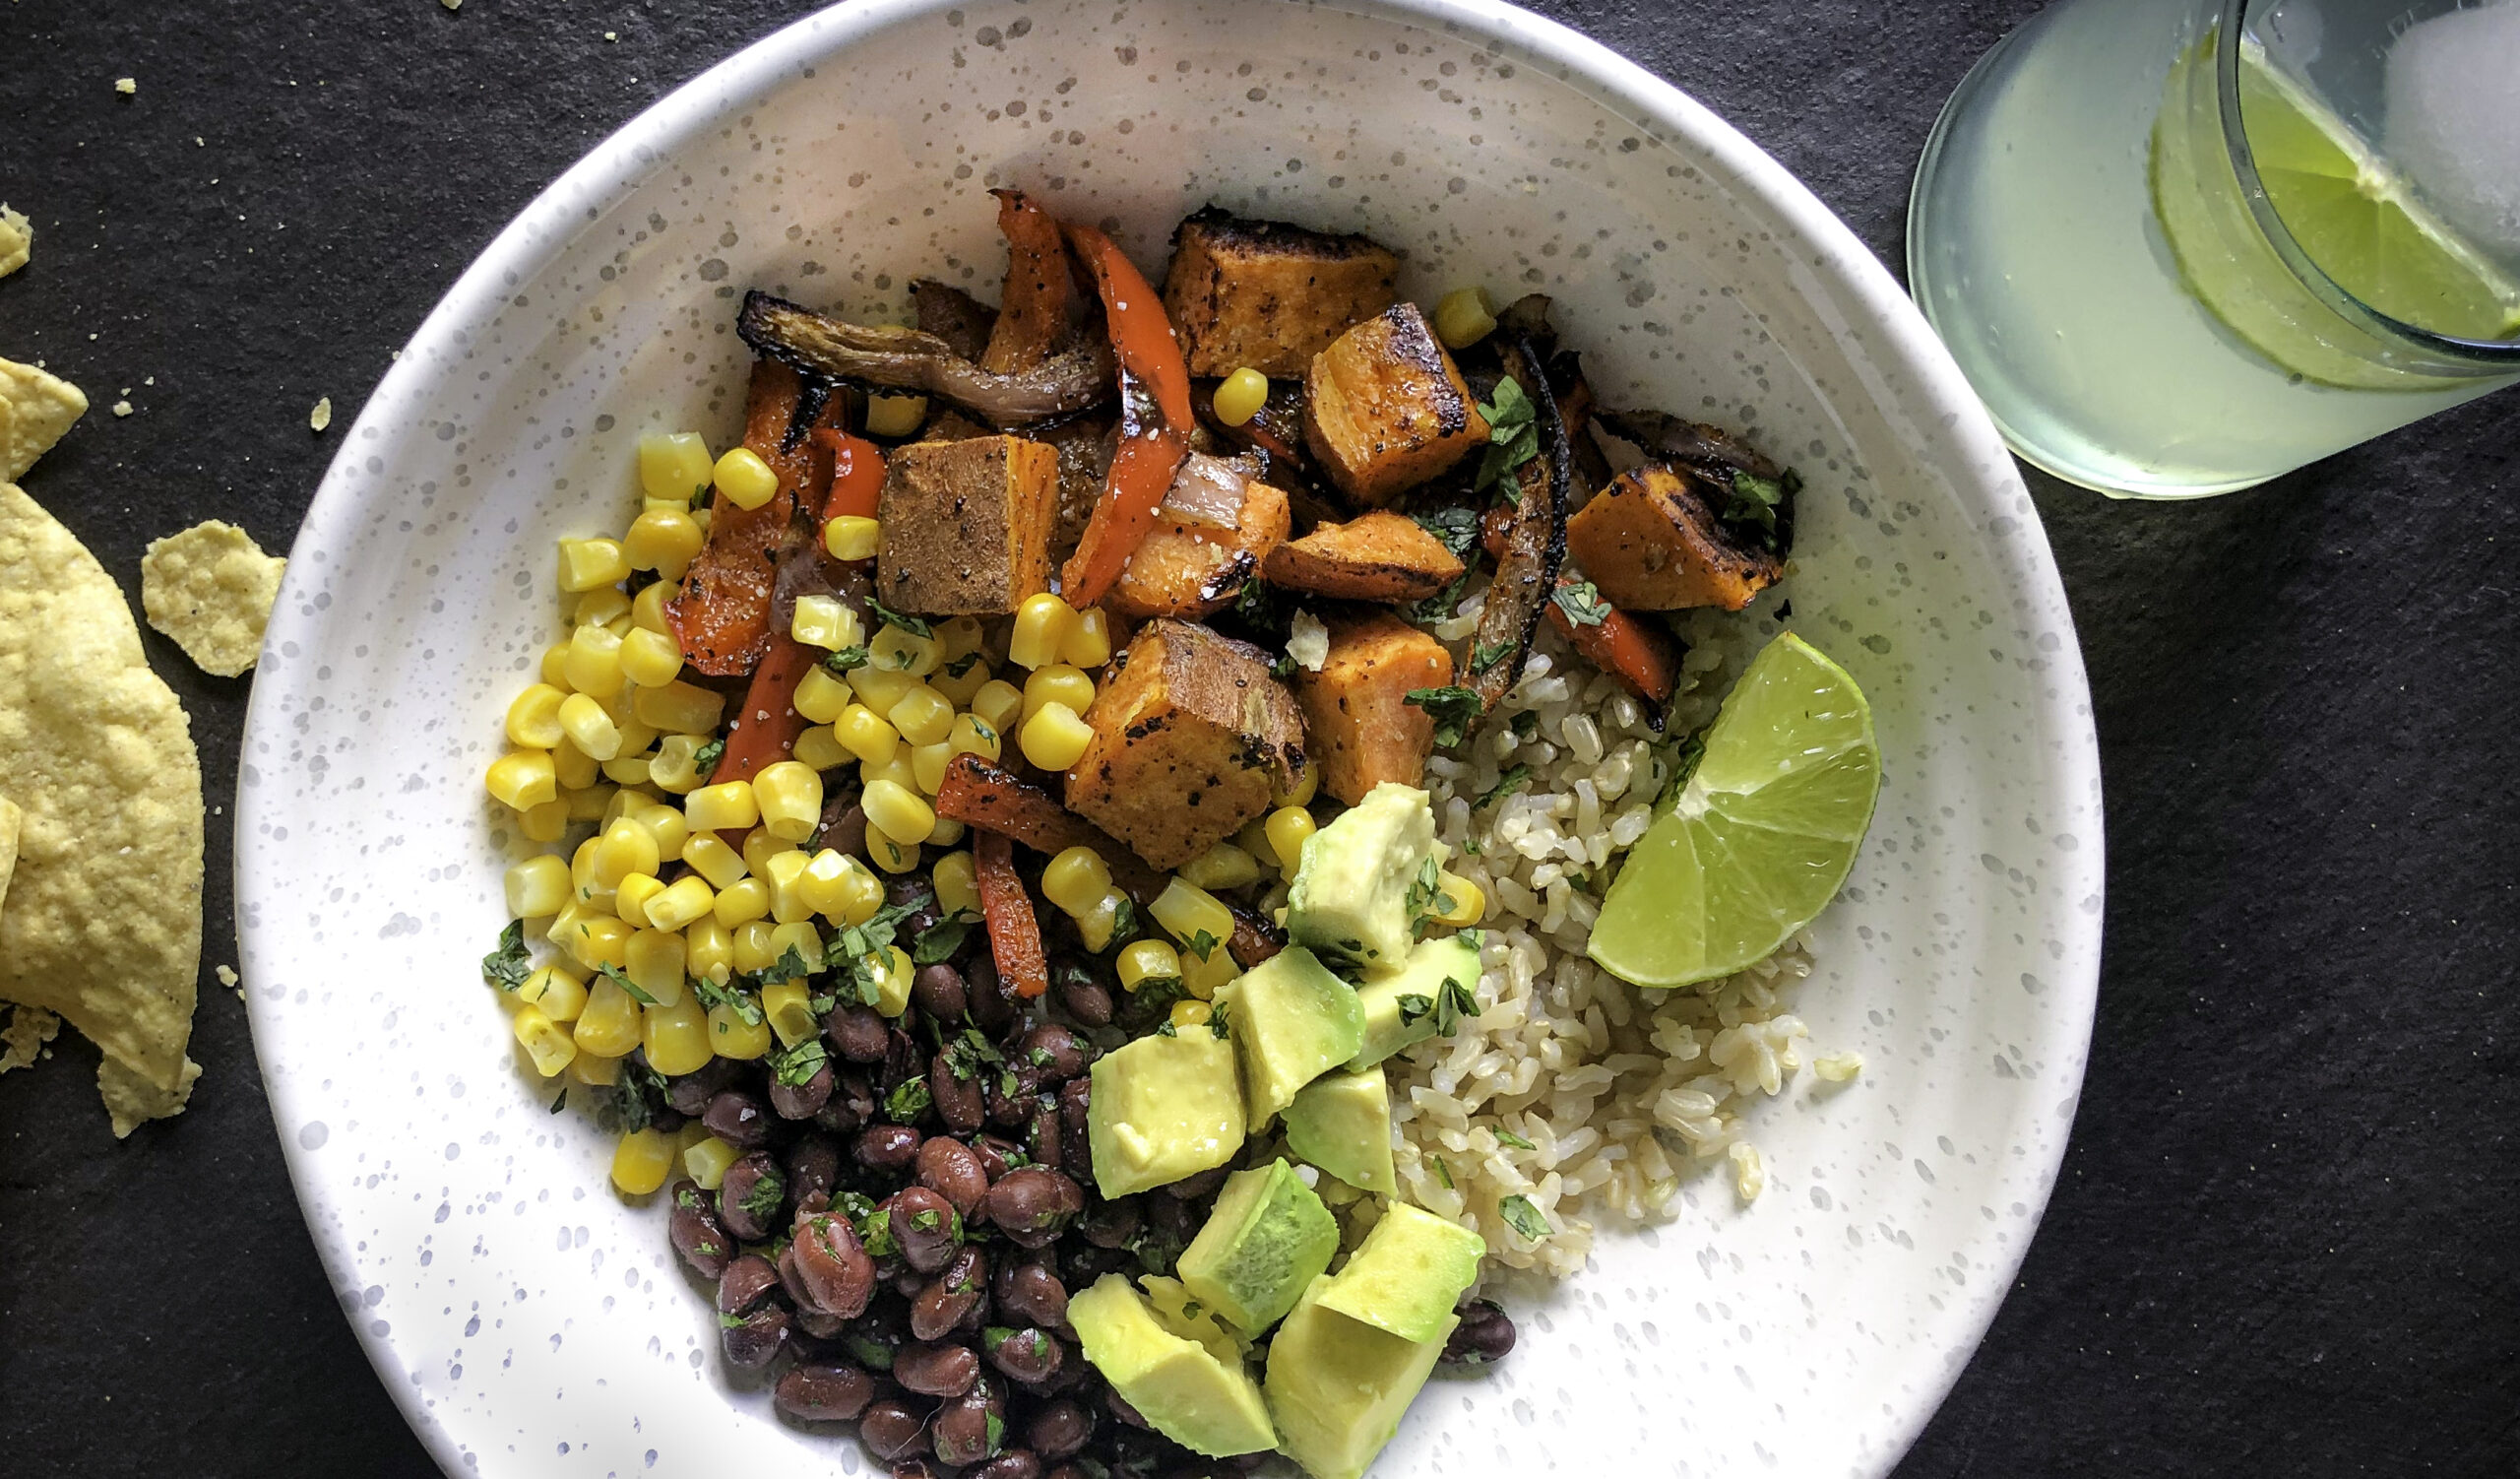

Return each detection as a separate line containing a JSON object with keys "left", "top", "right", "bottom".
{"left": 237, "top": 2, "right": 2101, "bottom": 1475}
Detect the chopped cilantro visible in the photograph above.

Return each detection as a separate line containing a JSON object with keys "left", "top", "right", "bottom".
{"left": 690, "top": 738, "right": 725, "bottom": 777}
{"left": 884, "top": 1075, "right": 934, "bottom": 1124}
{"left": 1269, "top": 653, "right": 1297, "bottom": 680}
{"left": 769, "top": 1038, "right": 830, "bottom": 1088}
{"left": 693, "top": 977, "right": 766, "bottom": 1026}
{"left": 1209, "top": 1002, "right": 1231, "bottom": 1040}
{"left": 1718, "top": 468, "right": 1797, "bottom": 549}
{"left": 596, "top": 961, "right": 658, "bottom": 1006}
{"left": 1468, "top": 639, "right": 1515, "bottom": 675}
{"left": 598, "top": 1056, "right": 668, "bottom": 1134}
{"left": 941, "top": 651, "right": 982, "bottom": 678}
{"left": 866, "top": 594, "right": 932, "bottom": 638}
{"left": 823, "top": 645, "right": 870, "bottom": 675}
{"left": 984, "top": 1410, "right": 1005, "bottom": 1456}
{"left": 844, "top": 1332, "right": 895, "bottom": 1370}
{"left": 738, "top": 1165, "right": 788, "bottom": 1224}
{"left": 1407, "top": 565, "right": 1475, "bottom": 625}
{"left": 1477, "top": 763, "right": 1533, "bottom": 811}
{"left": 1433, "top": 977, "right": 1481, "bottom": 1035}
{"left": 1184, "top": 928, "right": 1222, "bottom": 963}
{"left": 1509, "top": 709, "right": 1540, "bottom": 740}
{"left": 1497, "top": 1192, "right": 1552, "bottom": 1242}
{"left": 1472, "top": 378, "right": 1541, "bottom": 501}
{"left": 547, "top": 1088, "right": 568, "bottom": 1116}
{"left": 1431, "top": 1156, "right": 1455, "bottom": 1190}
{"left": 1404, "top": 685, "right": 1483, "bottom": 748}
{"left": 856, "top": 1207, "right": 898, "bottom": 1258}
{"left": 913, "top": 916, "right": 973, "bottom": 965}
{"left": 757, "top": 944, "right": 814, "bottom": 986}
{"left": 1551, "top": 578, "right": 1611, "bottom": 628}
{"left": 480, "top": 919, "right": 533, "bottom": 992}
{"left": 1404, "top": 857, "right": 1442, "bottom": 919}
{"left": 1494, "top": 1128, "right": 1536, "bottom": 1150}
{"left": 1395, "top": 993, "right": 1434, "bottom": 1028}
{"left": 941, "top": 1028, "right": 1002, "bottom": 1080}
{"left": 1411, "top": 505, "right": 1480, "bottom": 557}
{"left": 717, "top": 1310, "right": 748, "bottom": 1329}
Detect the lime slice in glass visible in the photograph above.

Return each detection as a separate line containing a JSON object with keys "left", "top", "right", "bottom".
{"left": 1588, "top": 632, "right": 1880, "bottom": 990}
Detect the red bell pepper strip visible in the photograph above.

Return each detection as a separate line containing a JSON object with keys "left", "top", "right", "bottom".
{"left": 706, "top": 632, "right": 819, "bottom": 788}
{"left": 974, "top": 831, "right": 1049, "bottom": 998}
{"left": 670, "top": 360, "right": 850, "bottom": 675}
{"left": 811, "top": 427, "right": 887, "bottom": 522}
{"left": 981, "top": 190, "right": 1074, "bottom": 375}
{"left": 1057, "top": 222, "right": 1194, "bottom": 609}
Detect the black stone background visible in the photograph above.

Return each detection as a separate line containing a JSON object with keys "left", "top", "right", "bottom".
{"left": 1, "top": 0, "right": 2512, "bottom": 1473}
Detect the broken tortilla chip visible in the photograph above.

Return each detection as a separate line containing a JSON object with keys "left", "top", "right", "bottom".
{"left": 2, "top": 1002, "right": 59, "bottom": 1074}
{"left": 1, "top": 355, "right": 87, "bottom": 483}
{"left": 0, "top": 204, "right": 29, "bottom": 279}
{"left": 0, "top": 793, "right": 18, "bottom": 918}
{"left": 0, "top": 482, "right": 204, "bottom": 1134}
{"left": 142, "top": 519, "right": 286, "bottom": 676}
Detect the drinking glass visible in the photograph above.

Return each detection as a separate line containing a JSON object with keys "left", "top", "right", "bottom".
{"left": 1910, "top": 0, "right": 2520, "bottom": 498}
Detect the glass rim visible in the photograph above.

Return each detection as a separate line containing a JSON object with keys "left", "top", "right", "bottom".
{"left": 2219, "top": 0, "right": 2520, "bottom": 368}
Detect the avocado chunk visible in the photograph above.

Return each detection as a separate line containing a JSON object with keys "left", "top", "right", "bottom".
{"left": 1215, "top": 946, "right": 1364, "bottom": 1122}
{"left": 1286, "top": 781, "right": 1436, "bottom": 976}
{"left": 1071, "top": 1273, "right": 1277, "bottom": 1457}
{"left": 1177, "top": 1161, "right": 1341, "bottom": 1336}
{"left": 1349, "top": 932, "right": 1481, "bottom": 1071}
{"left": 1283, "top": 1066, "right": 1397, "bottom": 1196}
{"left": 1314, "top": 1201, "right": 1485, "bottom": 1344}
{"left": 1140, "top": 1273, "right": 1253, "bottom": 1362}
{"left": 1264, "top": 1275, "right": 1454, "bottom": 1479}
{"left": 1089, "top": 1026, "right": 1246, "bottom": 1197}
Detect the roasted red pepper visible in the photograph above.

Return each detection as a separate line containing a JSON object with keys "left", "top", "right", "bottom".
{"left": 1057, "top": 222, "right": 1194, "bottom": 609}
{"left": 811, "top": 427, "right": 887, "bottom": 521}
{"left": 706, "top": 633, "right": 819, "bottom": 788}
{"left": 981, "top": 190, "right": 1073, "bottom": 375}
{"left": 974, "top": 831, "right": 1049, "bottom": 999}
{"left": 670, "top": 360, "right": 847, "bottom": 675}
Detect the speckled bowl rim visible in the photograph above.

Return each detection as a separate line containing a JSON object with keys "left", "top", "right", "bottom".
{"left": 240, "top": 0, "right": 2103, "bottom": 1473}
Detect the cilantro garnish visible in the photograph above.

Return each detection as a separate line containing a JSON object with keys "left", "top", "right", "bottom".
{"left": 884, "top": 1075, "right": 934, "bottom": 1124}
{"left": 1404, "top": 685, "right": 1483, "bottom": 748}
{"left": 1468, "top": 639, "right": 1515, "bottom": 675}
{"left": 547, "top": 1088, "right": 568, "bottom": 1116}
{"left": 942, "top": 652, "right": 982, "bottom": 678}
{"left": 1477, "top": 763, "right": 1533, "bottom": 811}
{"left": 1183, "top": 928, "right": 1222, "bottom": 963}
{"left": 739, "top": 1165, "right": 788, "bottom": 1224}
{"left": 757, "top": 944, "right": 815, "bottom": 987}
{"left": 693, "top": 977, "right": 766, "bottom": 1026}
{"left": 595, "top": 961, "right": 658, "bottom": 1006}
{"left": 1404, "top": 857, "right": 1442, "bottom": 919}
{"left": 866, "top": 594, "right": 931, "bottom": 638}
{"left": 1411, "top": 505, "right": 1480, "bottom": 557}
{"left": 1407, "top": 565, "right": 1475, "bottom": 625}
{"left": 1497, "top": 1193, "right": 1552, "bottom": 1242}
{"left": 1551, "top": 578, "right": 1611, "bottom": 628}
{"left": 1472, "top": 378, "right": 1541, "bottom": 501}
{"left": 913, "top": 916, "right": 974, "bottom": 965}
{"left": 1433, "top": 977, "right": 1480, "bottom": 1035}
{"left": 480, "top": 919, "right": 533, "bottom": 992}
{"left": 769, "top": 1038, "right": 830, "bottom": 1088}
{"left": 823, "top": 645, "right": 870, "bottom": 675}
{"left": 690, "top": 738, "right": 725, "bottom": 777}
{"left": 598, "top": 1056, "right": 668, "bottom": 1134}
{"left": 1395, "top": 994, "right": 1434, "bottom": 1028}
{"left": 856, "top": 1207, "right": 898, "bottom": 1258}
{"left": 1431, "top": 1156, "right": 1455, "bottom": 1190}
{"left": 1494, "top": 1128, "right": 1536, "bottom": 1150}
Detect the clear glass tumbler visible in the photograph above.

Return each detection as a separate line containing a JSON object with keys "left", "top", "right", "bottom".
{"left": 1910, "top": 0, "right": 2520, "bottom": 498}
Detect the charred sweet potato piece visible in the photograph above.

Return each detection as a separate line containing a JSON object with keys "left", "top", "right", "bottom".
{"left": 1293, "top": 611, "right": 1454, "bottom": 806}
{"left": 1064, "top": 618, "right": 1305, "bottom": 869}
{"left": 873, "top": 435, "right": 1060, "bottom": 615}
{"left": 1561, "top": 462, "right": 1785, "bottom": 611}
{"left": 1109, "top": 456, "right": 1292, "bottom": 620}
{"left": 1261, "top": 510, "right": 1464, "bottom": 602}
{"left": 1162, "top": 208, "right": 1400, "bottom": 378}
{"left": 1302, "top": 304, "right": 1489, "bottom": 507}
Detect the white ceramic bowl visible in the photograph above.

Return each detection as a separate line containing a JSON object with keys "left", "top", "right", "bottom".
{"left": 236, "top": 2, "right": 2103, "bottom": 1475}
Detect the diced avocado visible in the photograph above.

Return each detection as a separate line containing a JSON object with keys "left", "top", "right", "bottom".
{"left": 1349, "top": 932, "right": 1481, "bottom": 1071}
{"left": 1264, "top": 1275, "right": 1454, "bottom": 1479}
{"left": 1176, "top": 1162, "right": 1341, "bottom": 1336}
{"left": 1283, "top": 1066, "right": 1397, "bottom": 1197}
{"left": 1089, "top": 1027, "right": 1246, "bottom": 1197}
{"left": 1216, "top": 946, "right": 1364, "bottom": 1122}
{"left": 1286, "top": 782, "right": 1436, "bottom": 975}
{"left": 1071, "top": 1273, "right": 1277, "bottom": 1457}
{"left": 1139, "top": 1273, "right": 1253, "bottom": 1363}
{"left": 1314, "top": 1202, "right": 1485, "bottom": 1344}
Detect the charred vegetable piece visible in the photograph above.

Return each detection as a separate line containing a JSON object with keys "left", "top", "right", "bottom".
{"left": 811, "top": 428, "right": 889, "bottom": 521}
{"left": 1293, "top": 611, "right": 1456, "bottom": 805}
{"left": 982, "top": 189, "right": 1074, "bottom": 376}
{"left": 1561, "top": 462, "right": 1787, "bottom": 611}
{"left": 912, "top": 279, "right": 997, "bottom": 361}
{"left": 975, "top": 831, "right": 1049, "bottom": 999}
{"left": 709, "top": 633, "right": 821, "bottom": 787}
{"left": 1162, "top": 207, "right": 1400, "bottom": 379}
{"left": 737, "top": 289, "right": 1114, "bottom": 429}
{"left": 1261, "top": 510, "right": 1464, "bottom": 603}
{"left": 1059, "top": 223, "right": 1199, "bottom": 610}
{"left": 874, "top": 435, "right": 1061, "bottom": 615}
{"left": 934, "top": 754, "right": 1169, "bottom": 902}
{"left": 1110, "top": 456, "right": 1291, "bottom": 621}
{"left": 1544, "top": 575, "right": 1679, "bottom": 707}
{"left": 1598, "top": 407, "right": 1786, "bottom": 484}
{"left": 1039, "top": 414, "right": 1116, "bottom": 559}
{"left": 667, "top": 359, "right": 836, "bottom": 675}
{"left": 1302, "top": 304, "right": 1490, "bottom": 507}
{"left": 1065, "top": 618, "right": 1305, "bottom": 870}
{"left": 1462, "top": 335, "right": 1571, "bottom": 711}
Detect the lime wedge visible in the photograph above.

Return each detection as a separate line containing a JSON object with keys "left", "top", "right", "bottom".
{"left": 1587, "top": 632, "right": 1880, "bottom": 990}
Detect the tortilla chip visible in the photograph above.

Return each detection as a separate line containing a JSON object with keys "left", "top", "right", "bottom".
{"left": 141, "top": 520, "right": 286, "bottom": 677}
{"left": 99, "top": 1053, "right": 202, "bottom": 1136}
{"left": 0, "top": 793, "right": 19, "bottom": 918}
{"left": 1, "top": 356, "right": 88, "bottom": 483}
{"left": 0, "top": 204, "right": 29, "bottom": 279}
{"left": 1, "top": 1001, "right": 59, "bottom": 1073}
{"left": 0, "top": 482, "right": 204, "bottom": 1133}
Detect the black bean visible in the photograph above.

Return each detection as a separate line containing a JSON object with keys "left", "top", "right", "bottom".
{"left": 931, "top": 1051, "right": 986, "bottom": 1134}
{"left": 987, "top": 1169, "right": 1086, "bottom": 1249}
{"left": 1161, "top": 1165, "right": 1228, "bottom": 1201}
{"left": 788, "top": 1135, "right": 843, "bottom": 1215}
{"left": 1062, "top": 1243, "right": 1133, "bottom": 1286}
{"left": 717, "top": 1252, "right": 783, "bottom": 1317}
{"left": 704, "top": 1088, "right": 775, "bottom": 1149}
{"left": 971, "top": 1450, "right": 1043, "bottom": 1479}
{"left": 892, "top": 1460, "right": 945, "bottom": 1479}
{"left": 1440, "top": 1298, "right": 1517, "bottom": 1367}
{"left": 789, "top": 1207, "right": 877, "bottom": 1319}
{"left": 1057, "top": 1079, "right": 1094, "bottom": 1182}
{"left": 718, "top": 1151, "right": 788, "bottom": 1243}
{"left": 855, "top": 1123, "right": 923, "bottom": 1173}
{"left": 883, "top": 1186, "right": 963, "bottom": 1274}
{"left": 985, "top": 1069, "right": 1041, "bottom": 1128}
{"left": 893, "top": 1341, "right": 980, "bottom": 1398}
{"left": 818, "top": 801, "right": 870, "bottom": 861}
{"left": 817, "top": 1072, "right": 875, "bottom": 1135}
{"left": 913, "top": 962, "right": 969, "bottom": 1021}
{"left": 793, "top": 1304, "right": 850, "bottom": 1341}
{"left": 881, "top": 1025, "right": 925, "bottom": 1092}
{"left": 1080, "top": 1195, "right": 1140, "bottom": 1251}
{"left": 859, "top": 1398, "right": 934, "bottom": 1461}
{"left": 829, "top": 1004, "right": 891, "bottom": 1063}
{"left": 983, "top": 1325, "right": 1065, "bottom": 1385}
{"left": 1105, "top": 1386, "right": 1151, "bottom": 1430}
{"left": 665, "top": 1059, "right": 740, "bottom": 1116}
{"left": 769, "top": 1058, "right": 836, "bottom": 1121}
{"left": 1018, "top": 1025, "right": 1090, "bottom": 1083}
{"left": 973, "top": 1135, "right": 1024, "bottom": 1183}
{"left": 930, "top": 1399, "right": 996, "bottom": 1466}
{"left": 721, "top": 1301, "right": 789, "bottom": 1371}
{"left": 993, "top": 1257, "right": 1069, "bottom": 1329}
{"left": 1025, "top": 1397, "right": 1095, "bottom": 1460}
{"left": 1026, "top": 1102, "right": 1064, "bottom": 1171}
{"left": 917, "top": 1137, "right": 990, "bottom": 1218}
{"left": 1054, "top": 967, "right": 1113, "bottom": 1028}
{"left": 967, "top": 956, "right": 1018, "bottom": 1033}
{"left": 911, "top": 1246, "right": 989, "bottom": 1341}
{"left": 667, "top": 1180, "right": 734, "bottom": 1280}
{"left": 774, "top": 1361, "right": 875, "bottom": 1422}
{"left": 1143, "top": 1192, "right": 1192, "bottom": 1245}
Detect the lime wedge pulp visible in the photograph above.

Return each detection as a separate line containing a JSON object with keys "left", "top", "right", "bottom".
{"left": 1587, "top": 632, "right": 1881, "bottom": 990}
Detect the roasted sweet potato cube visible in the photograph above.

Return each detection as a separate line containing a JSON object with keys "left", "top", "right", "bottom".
{"left": 1065, "top": 619, "right": 1306, "bottom": 870}
{"left": 874, "top": 434, "right": 1059, "bottom": 615}
{"left": 1110, "top": 458, "right": 1292, "bottom": 621}
{"left": 1302, "top": 304, "right": 1489, "bottom": 507}
{"left": 1261, "top": 510, "right": 1465, "bottom": 603}
{"left": 1562, "top": 462, "right": 1785, "bottom": 611}
{"left": 1163, "top": 208, "right": 1400, "bottom": 379}
{"left": 1293, "top": 611, "right": 1455, "bottom": 806}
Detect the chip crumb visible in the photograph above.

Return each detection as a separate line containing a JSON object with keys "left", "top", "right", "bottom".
{"left": 1287, "top": 609, "right": 1330, "bottom": 672}
{"left": 604, "top": 31, "right": 618, "bottom": 41}
{"left": 114, "top": 77, "right": 137, "bottom": 96}
{"left": 112, "top": 400, "right": 134, "bottom": 418}
{"left": 1812, "top": 1050, "right": 1864, "bottom": 1083}
{"left": 215, "top": 964, "right": 239, "bottom": 989}
{"left": 1, "top": 1001, "right": 60, "bottom": 1074}
{"left": 1729, "top": 1141, "right": 1766, "bottom": 1203}
{"left": 0, "top": 794, "right": 19, "bottom": 918}
{"left": 0, "top": 355, "right": 90, "bottom": 482}
{"left": 0, "top": 204, "right": 31, "bottom": 279}
{"left": 310, "top": 396, "right": 333, "bottom": 432}
{"left": 141, "top": 520, "right": 287, "bottom": 677}
{"left": 441, "top": 0, "right": 461, "bottom": 9}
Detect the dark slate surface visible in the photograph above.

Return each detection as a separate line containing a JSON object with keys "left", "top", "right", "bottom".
{"left": 1, "top": 1, "right": 2512, "bottom": 1473}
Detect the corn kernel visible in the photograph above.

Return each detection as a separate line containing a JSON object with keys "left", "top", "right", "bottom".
{"left": 1235, "top": 817, "right": 1279, "bottom": 869}
{"left": 1429, "top": 869, "right": 1485, "bottom": 928}
{"left": 1062, "top": 607, "right": 1113, "bottom": 669}
{"left": 1211, "top": 367, "right": 1270, "bottom": 427}
{"left": 571, "top": 1050, "right": 623, "bottom": 1087}
{"left": 602, "top": 699, "right": 659, "bottom": 761}
{"left": 642, "top": 875, "right": 714, "bottom": 933}
{"left": 682, "top": 831, "right": 746, "bottom": 887}
{"left": 866, "top": 944, "right": 914, "bottom": 1016}
{"left": 685, "top": 780, "right": 760, "bottom": 833}
{"left": 706, "top": 1003, "right": 772, "bottom": 1061}
{"left": 553, "top": 742, "right": 603, "bottom": 793}
{"left": 793, "top": 725, "right": 850, "bottom": 772}
{"left": 1152, "top": 878, "right": 1235, "bottom": 957}
{"left": 762, "top": 849, "right": 816, "bottom": 924}
{"left": 1018, "top": 702, "right": 1094, "bottom": 771}
{"left": 1433, "top": 285, "right": 1499, "bottom": 350}
{"left": 794, "top": 665, "right": 856, "bottom": 726}
{"left": 558, "top": 537, "right": 632, "bottom": 593}
{"left": 1023, "top": 664, "right": 1098, "bottom": 724}
{"left": 1273, "top": 758, "right": 1320, "bottom": 808}
{"left": 791, "top": 593, "right": 864, "bottom": 651}
{"left": 768, "top": 920, "right": 824, "bottom": 972}
{"left": 936, "top": 615, "right": 985, "bottom": 663}
{"left": 753, "top": 760, "right": 824, "bottom": 843}
{"left": 887, "top": 684, "right": 955, "bottom": 746}
{"left": 971, "top": 678, "right": 1026, "bottom": 738}
{"left": 625, "top": 508, "right": 706, "bottom": 578}
{"left": 931, "top": 655, "right": 991, "bottom": 706}
{"left": 761, "top": 980, "right": 819, "bottom": 1047}
{"left": 864, "top": 393, "right": 928, "bottom": 438}
{"left": 865, "top": 829, "right": 919, "bottom": 874}
{"left": 932, "top": 850, "right": 980, "bottom": 918}
{"left": 825, "top": 857, "right": 886, "bottom": 926}
{"left": 948, "top": 712, "right": 1002, "bottom": 764}
{"left": 862, "top": 752, "right": 919, "bottom": 799}
{"left": 561, "top": 624, "right": 626, "bottom": 699}
{"left": 823, "top": 514, "right": 882, "bottom": 562}
{"left": 616, "top": 627, "right": 683, "bottom": 689}
{"left": 1118, "top": 939, "right": 1183, "bottom": 992}
{"left": 1182, "top": 941, "right": 1240, "bottom": 998}
{"left": 684, "top": 1134, "right": 741, "bottom": 1190}
{"left": 859, "top": 778, "right": 934, "bottom": 847}
{"left": 831, "top": 703, "right": 900, "bottom": 767}
{"left": 614, "top": 872, "right": 665, "bottom": 929}
{"left": 871, "top": 623, "right": 942, "bottom": 678}
{"left": 685, "top": 916, "right": 735, "bottom": 983}
{"left": 519, "top": 964, "right": 588, "bottom": 1022}
{"left": 713, "top": 445, "right": 781, "bottom": 511}
{"left": 849, "top": 663, "right": 920, "bottom": 715}
{"left": 911, "top": 741, "right": 955, "bottom": 796}
{"left": 574, "top": 585, "right": 633, "bottom": 631}
{"left": 1265, "top": 805, "right": 1318, "bottom": 882}
{"left": 521, "top": 798, "right": 571, "bottom": 843}
{"left": 486, "top": 749, "right": 558, "bottom": 810}
{"left": 626, "top": 929, "right": 687, "bottom": 1007}
{"left": 1009, "top": 593, "right": 1077, "bottom": 670}
{"left": 639, "top": 430, "right": 715, "bottom": 501}
{"left": 633, "top": 679, "right": 724, "bottom": 737}
{"left": 630, "top": 802, "right": 689, "bottom": 858}
{"left": 714, "top": 874, "right": 772, "bottom": 929}
{"left": 573, "top": 975, "right": 644, "bottom": 1058}
{"left": 1178, "top": 842, "right": 1262, "bottom": 893}
{"left": 505, "top": 683, "right": 568, "bottom": 748}
{"left": 1077, "top": 888, "right": 1125, "bottom": 952}
{"left": 511, "top": 1005, "right": 577, "bottom": 1076}
{"left": 741, "top": 826, "right": 789, "bottom": 879}
{"left": 648, "top": 735, "right": 707, "bottom": 794}
{"left": 599, "top": 754, "right": 652, "bottom": 788}
{"left": 796, "top": 848, "right": 859, "bottom": 915}
{"left": 642, "top": 995, "right": 712, "bottom": 1076}
{"left": 929, "top": 817, "right": 968, "bottom": 847}
{"left": 1042, "top": 846, "right": 1112, "bottom": 917}
{"left": 1168, "top": 997, "right": 1214, "bottom": 1030}
{"left": 592, "top": 817, "right": 662, "bottom": 887}
{"left": 729, "top": 919, "right": 780, "bottom": 975}
{"left": 632, "top": 580, "right": 673, "bottom": 634}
